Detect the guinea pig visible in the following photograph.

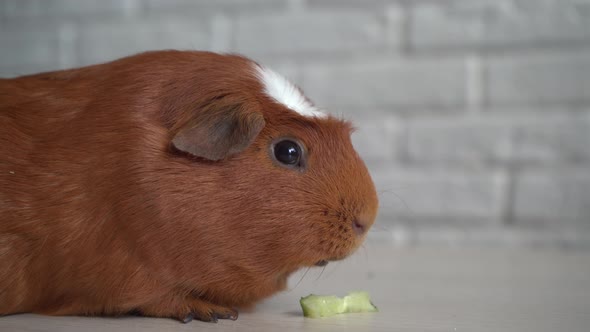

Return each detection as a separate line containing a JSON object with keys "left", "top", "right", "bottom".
{"left": 0, "top": 50, "right": 378, "bottom": 323}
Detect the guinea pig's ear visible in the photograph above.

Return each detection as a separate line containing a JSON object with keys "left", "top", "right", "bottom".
{"left": 171, "top": 102, "right": 265, "bottom": 161}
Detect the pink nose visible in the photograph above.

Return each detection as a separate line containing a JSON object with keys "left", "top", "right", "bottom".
{"left": 352, "top": 218, "right": 366, "bottom": 235}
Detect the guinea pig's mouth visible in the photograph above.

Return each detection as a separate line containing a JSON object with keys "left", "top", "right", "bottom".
{"left": 314, "top": 254, "right": 351, "bottom": 267}
{"left": 315, "top": 260, "right": 329, "bottom": 267}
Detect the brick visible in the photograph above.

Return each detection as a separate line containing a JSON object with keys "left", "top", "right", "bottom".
{"left": 75, "top": 18, "right": 211, "bottom": 66}
{"left": 307, "top": 0, "right": 399, "bottom": 9}
{"left": 0, "top": 64, "right": 62, "bottom": 78}
{"left": 144, "top": 0, "right": 287, "bottom": 13}
{"left": 210, "top": 14, "right": 232, "bottom": 52}
{"left": 370, "top": 165, "right": 507, "bottom": 223}
{"left": 514, "top": 170, "right": 590, "bottom": 228}
{"left": 0, "top": 25, "right": 60, "bottom": 68}
{"left": 406, "top": 113, "right": 590, "bottom": 166}
{"left": 382, "top": 226, "right": 590, "bottom": 249}
{"left": 301, "top": 59, "right": 466, "bottom": 110}
{"left": 2, "top": 0, "right": 140, "bottom": 18}
{"left": 410, "top": 1, "right": 488, "bottom": 50}
{"left": 410, "top": 0, "right": 590, "bottom": 50}
{"left": 486, "top": 53, "right": 590, "bottom": 106}
{"left": 234, "top": 10, "right": 395, "bottom": 56}
{"left": 348, "top": 114, "right": 404, "bottom": 162}
{"left": 513, "top": 113, "right": 590, "bottom": 164}
{"left": 406, "top": 117, "right": 513, "bottom": 165}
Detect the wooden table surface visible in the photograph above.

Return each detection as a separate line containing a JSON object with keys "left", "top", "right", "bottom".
{"left": 1, "top": 242, "right": 589, "bottom": 332}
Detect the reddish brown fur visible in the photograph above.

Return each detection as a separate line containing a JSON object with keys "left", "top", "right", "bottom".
{"left": 0, "top": 50, "right": 378, "bottom": 322}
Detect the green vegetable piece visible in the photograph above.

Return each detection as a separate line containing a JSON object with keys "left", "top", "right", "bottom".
{"left": 343, "top": 291, "right": 378, "bottom": 313}
{"left": 300, "top": 291, "right": 378, "bottom": 318}
{"left": 300, "top": 294, "right": 346, "bottom": 318}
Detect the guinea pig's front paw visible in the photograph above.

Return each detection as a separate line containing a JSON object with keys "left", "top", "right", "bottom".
{"left": 137, "top": 297, "right": 238, "bottom": 324}
{"left": 181, "top": 302, "right": 238, "bottom": 324}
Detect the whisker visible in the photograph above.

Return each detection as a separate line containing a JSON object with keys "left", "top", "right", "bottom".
{"left": 289, "top": 267, "right": 311, "bottom": 291}
{"left": 374, "top": 188, "right": 418, "bottom": 230}
{"left": 377, "top": 189, "right": 414, "bottom": 216}
{"left": 315, "top": 264, "right": 327, "bottom": 281}
{"left": 323, "top": 261, "right": 342, "bottom": 280}
{"left": 370, "top": 223, "right": 391, "bottom": 231}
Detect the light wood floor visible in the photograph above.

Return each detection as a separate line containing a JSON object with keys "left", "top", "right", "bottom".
{"left": 2, "top": 242, "right": 589, "bottom": 331}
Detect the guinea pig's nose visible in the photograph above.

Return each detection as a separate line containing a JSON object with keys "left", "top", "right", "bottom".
{"left": 352, "top": 218, "right": 367, "bottom": 235}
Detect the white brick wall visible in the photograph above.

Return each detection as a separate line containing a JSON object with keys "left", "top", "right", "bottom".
{"left": 513, "top": 113, "right": 590, "bottom": 164}
{"left": 0, "top": 25, "right": 61, "bottom": 68}
{"left": 235, "top": 11, "right": 390, "bottom": 56}
{"left": 350, "top": 114, "right": 403, "bottom": 162}
{"left": 1, "top": 0, "right": 589, "bottom": 248}
{"left": 406, "top": 117, "right": 513, "bottom": 165}
{"left": 514, "top": 169, "right": 590, "bottom": 227}
{"left": 76, "top": 17, "right": 212, "bottom": 66}
{"left": 371, "top": 165, "right": 508, "bottom": 224}
{"left": 410, "top": 0, "right": 590, "bottom": 51}
{"left": 302, "top": 59, "right": 467, "bottom": 110}
{"left": 3, "top": 0, "right": 140, "bottom": 18}
{"left": 486, "top": 53, "right": 590, "bottom": 107}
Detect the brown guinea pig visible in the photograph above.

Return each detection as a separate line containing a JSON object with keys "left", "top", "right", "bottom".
{"left": 0, "top": 50, "right": 378, "bottom": 323}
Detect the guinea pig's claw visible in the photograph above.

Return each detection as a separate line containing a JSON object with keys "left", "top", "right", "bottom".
{"left": 208, "top": 314, "right": 219, "bottom": 323}
{"left": 182, "top": 311, "right": 217, "bottom": 323}
{"left": 190, "top": 308, "right": 238, "bottom": 323}
{"left": 181, "top": 312, "right": 194, "bottom": 324}
{"left": 215, "top": 308, "right": 239, "bottom": 321}
{"left": 178, "top": 305, "right": 238, "bottom": 323}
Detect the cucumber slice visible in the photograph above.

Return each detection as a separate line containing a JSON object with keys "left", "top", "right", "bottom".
{"left": 300, "top": 291, "right": 378, "bottom": 318}
{"left": 343, "top": 291, "right": 379, "bottom": 313}
{"left": 300, "top": 294, "right": 346, "bottom": 318}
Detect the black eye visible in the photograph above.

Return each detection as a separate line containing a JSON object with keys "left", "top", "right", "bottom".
{"left": 274, "top": 140, "right": 301, "bottom": 166}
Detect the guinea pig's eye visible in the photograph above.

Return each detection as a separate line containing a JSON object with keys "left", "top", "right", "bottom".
{"left": 273, "top": 140, "right": 301, "bottom": 166}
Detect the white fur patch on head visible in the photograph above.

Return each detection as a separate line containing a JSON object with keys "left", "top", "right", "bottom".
{"left": 254, "top": 65, "right": 326, "bottom": 118}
